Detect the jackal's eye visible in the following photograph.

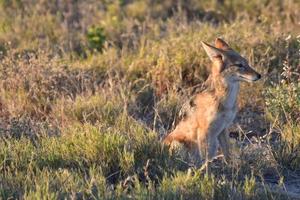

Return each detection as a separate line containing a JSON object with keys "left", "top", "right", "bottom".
{"left": 235, "top": 63, "right": 243, "bottom": 68}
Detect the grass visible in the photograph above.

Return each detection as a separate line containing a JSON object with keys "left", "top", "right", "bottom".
{"left": 0, "top": 0, "right": 299, "bottom": 199}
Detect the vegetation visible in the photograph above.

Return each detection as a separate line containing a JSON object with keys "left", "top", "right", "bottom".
{"left": 0, "top": 0, "right": 299, "bottom": 199}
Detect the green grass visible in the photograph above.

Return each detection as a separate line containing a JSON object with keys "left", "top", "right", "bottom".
{"left": 0, "top": 0, "right": 299, "bottom": 199}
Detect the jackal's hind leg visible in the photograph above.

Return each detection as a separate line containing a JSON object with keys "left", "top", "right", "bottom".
{"left": 163, "top": 128, "right": 187, "bottom": 146}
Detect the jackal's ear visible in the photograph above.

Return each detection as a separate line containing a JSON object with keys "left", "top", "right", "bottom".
{"left": 215, "top": 38, "right": 230, "bottom": 50}
{"left": 201, "top": 41, "right": 225, "bottom": 61}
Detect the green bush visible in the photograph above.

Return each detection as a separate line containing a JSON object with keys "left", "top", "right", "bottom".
{"left": 265, "top": 82, "right": 300, "bottom": 123}
{"left": 87, "top": 26, "right": 106, "bottom": 52}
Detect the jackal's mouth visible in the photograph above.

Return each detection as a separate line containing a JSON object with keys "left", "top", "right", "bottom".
{"left": 239, "top": 75, "right": 261, "bottom": 82}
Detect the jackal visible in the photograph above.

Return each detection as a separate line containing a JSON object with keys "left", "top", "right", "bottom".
{"left": 163, "top": 38, "right": 261, "bottom": 165}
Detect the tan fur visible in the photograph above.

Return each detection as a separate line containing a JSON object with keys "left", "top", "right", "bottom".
{"left": 163, "top": 38, "right": 261, "bottom": 165}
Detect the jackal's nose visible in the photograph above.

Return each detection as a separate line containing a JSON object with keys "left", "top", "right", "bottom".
{"left": 257, "top": 74, "right": 261, "bottom": 80}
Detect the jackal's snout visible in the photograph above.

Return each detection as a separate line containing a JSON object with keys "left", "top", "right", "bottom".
{"left": 241, "top": 65, "right": 261, "bottom": 82}
{"left": 254, "top": 72, "right": 261, "bottom": 81}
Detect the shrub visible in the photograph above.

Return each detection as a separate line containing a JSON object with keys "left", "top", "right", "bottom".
{"left": 87, "top": 26, "right": 106, "bottom": 52}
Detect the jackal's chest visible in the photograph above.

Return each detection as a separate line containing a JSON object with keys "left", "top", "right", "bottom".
{"left": 204, "top": 104, "right": 237, "bottom": 127}
{"left": 200, "top": 105, "right": 237, "bottom": 129}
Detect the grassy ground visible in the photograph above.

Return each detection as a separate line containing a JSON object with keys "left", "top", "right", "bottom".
{"left": 0, "top": 0, "right": 300, "bottom": 199}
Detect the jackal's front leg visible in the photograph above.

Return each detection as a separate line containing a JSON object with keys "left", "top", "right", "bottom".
{"left": 207, "top": 134, "right": 219, "bottom": 161}
{"left": 197, "top": 133, "right": 218, "bottom": 173}
{"left": 197, "top": 132, "right": 218, "bottom": 163}
{"left": 218, "top": 129, "right": 231, "bottom": 163}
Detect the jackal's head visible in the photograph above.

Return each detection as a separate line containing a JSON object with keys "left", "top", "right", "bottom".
{"left": 201, "top": 38, "right": 261, "bottom": 83}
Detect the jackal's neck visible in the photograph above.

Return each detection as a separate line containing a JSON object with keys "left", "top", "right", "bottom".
{"left": 206, "top": 75, "right": 240, "bottom": 109}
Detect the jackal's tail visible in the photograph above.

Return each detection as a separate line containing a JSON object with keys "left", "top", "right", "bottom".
{"left": 162, "top": 133, "right": 174, "bottom": 146}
